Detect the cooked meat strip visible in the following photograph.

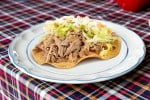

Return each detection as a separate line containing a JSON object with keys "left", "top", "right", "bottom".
{"left": 53, "top": 36, "right": 64, "bottom": 57}
{"left": 64, "top": 38, "right": 82, "bottom": 56}
{"left": 72, "top": 50, "right": 78, "bottom": 62}
{"left": 90, "top": 43, "right": 102, "bottom": 54}
{"left": 45, "top": 44, "right": 55, "bottom": 62}
{"left": 78, "top": 42, "right": 90, "bottom": 57}
{"left": 51, "top": 55, "right": 56, "bottom": 63}
{"left": 61, "top": 40, "right": 69, "bottom": 46}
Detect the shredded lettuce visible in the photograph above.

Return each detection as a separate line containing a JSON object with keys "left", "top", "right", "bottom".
{"left": 44, "top": 16, "right": 116, "bottom": 42}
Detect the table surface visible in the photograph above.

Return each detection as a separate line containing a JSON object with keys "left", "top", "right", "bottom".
{"left": 0, "top": 0, "right": 150, "bottom": 100}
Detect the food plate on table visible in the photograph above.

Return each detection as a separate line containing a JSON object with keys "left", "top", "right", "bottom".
{"left": 8, "top": 16, "right": 145, "bottom": 84}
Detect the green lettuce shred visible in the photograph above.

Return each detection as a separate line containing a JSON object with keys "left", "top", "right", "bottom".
{"left": 47, "top": 18, "right": 115, "bottom": 43}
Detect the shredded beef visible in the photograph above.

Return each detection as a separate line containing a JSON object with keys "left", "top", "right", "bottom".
{"left": 36, "top": 32, "right": 103, "bottom": 63}
{"left": 90, "top": 43, "right": 102, "bottom": 54}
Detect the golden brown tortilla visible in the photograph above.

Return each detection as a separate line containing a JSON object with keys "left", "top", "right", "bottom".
{"left": 32, "top": 38, "right": 121, "bottom": 69}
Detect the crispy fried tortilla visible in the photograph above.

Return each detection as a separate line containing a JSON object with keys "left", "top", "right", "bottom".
{"left": 32, "top": 16, "right": 121, "bottom": 69}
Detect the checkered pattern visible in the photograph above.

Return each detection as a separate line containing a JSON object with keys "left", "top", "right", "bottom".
{"left": 0, "top": 0, "right": 150, "bottom": 100}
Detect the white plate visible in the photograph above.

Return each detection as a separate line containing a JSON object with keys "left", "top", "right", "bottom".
{"left": 8, "top": 20, "right": 146, "bottom": 84}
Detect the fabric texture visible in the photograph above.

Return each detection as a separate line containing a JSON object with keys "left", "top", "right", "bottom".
{"left": 0, "top": 0, "right": 150, "bottom": 100}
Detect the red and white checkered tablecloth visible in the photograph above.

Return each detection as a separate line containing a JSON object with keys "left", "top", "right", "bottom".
{"left": 0, "top": 0, "right": 150, "bottom": 100}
